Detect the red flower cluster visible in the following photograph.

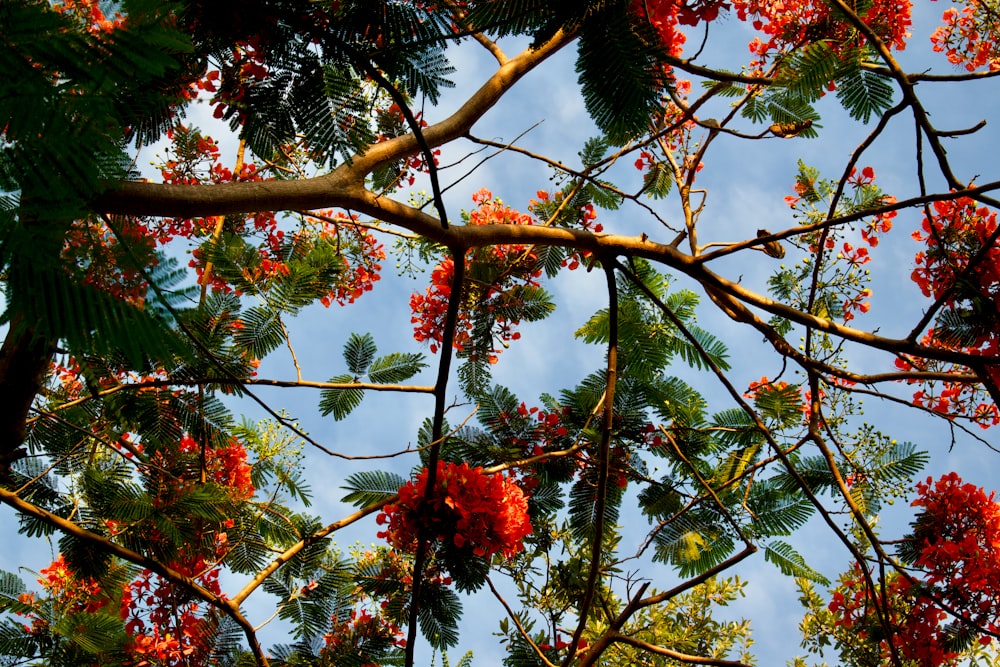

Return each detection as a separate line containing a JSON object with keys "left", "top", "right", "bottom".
{"left": 538, "top": 633, "right": 588, "bottom": 653}
{"left": 735, "top": 0, "right": 911, "bottom": 58}
{"left": 124, "top": 555, "right": 224, "bottom": 667}
{"left": 319, "top": 224, "right": 386, "bottom": 307}
{"left": 516, "top": 403, "right": 570, "bottom": 455}
{"left": 911, "top": 473, "right": 1000, "bottom": 637}
{"left": 931, "top": 3, "right": 1000, "bottom": 72}
{"left": 410, "top": 256, "right": 459, "bottom": 354}
{"left": 829, "top": 565, "right": 957, "bottom": 667}
{"left": 52, "top": 0, "right": 124, "bottom": 33}
{"left": 911, "top": 198, "right": 1000, "bottom": 314}
{"left": 60, "top": 214, "right": 160, "bottom": 306}
{"left": 840, "top": 285, "right": 872, "bottom": 322}
{"left": 24, "top": 550, "right": 226, "bottom": 667}
{"left": 899, "top": 374, "right": 998, "bottom": 426}
{"left": 896, "top": 197, "right": 1000, "bottom": 426}
{"left": 829, "top": 474, "right": 1000, "bottom": 667}
{"left": 209, "top": 38, "right": 270, "bottom": 124}
{"left": 178, "top": 434, "right": 255, "bottom": 501}
{"left": 321, "top": 608, "right": 406, "bottom": 663}
{"left": 631, "top": 0, "right": 684, "bottom": 57}
{"left": 152, "top": 125, "right": 288, "bottom": 294}
{"left": 410, "top": 190, "right": 543, "bottom": 360}
{"left": 376, "top": 461, "right": 532, "bottom": 559}
{"left": 36, "top": 555, "right": 108, "bottom": 615}
{"left": 744, "top": 375, "right": 793, "bottom": 400}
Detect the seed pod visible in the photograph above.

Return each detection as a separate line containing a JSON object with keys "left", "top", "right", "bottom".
{"left": 770, "top": 119, "right": 813, "bottom": 138}
{"left": 756, "top": 229, "right": 786, "bottom": 259}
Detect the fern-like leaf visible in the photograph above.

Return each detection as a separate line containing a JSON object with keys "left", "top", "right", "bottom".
{"left": 576, "top": 7, "right": 669, "bottom": 143}
{"left": 764, "top": 540, "right": 829, "bottom": 585}
{"left": 745, "top": 480, "right": 814, "bottom": 537}
{"left": 344, "top": 332, "right": 378, "bottom": 376}
{"left": 834, "top": 60, "right": 895, "bottom": 123}
{"left": 367, "top": 352, "right": 427, "bottom": 384}
{"left": 418, "top": 583, "right": 462, "bottom": 650}
{"left": 233, "top": 306, "right": 286, "bottom": 359}
{"left": 341, "top": 470, "right": 406, "bottom": 508}
{"left": 319, "top": 373, "right": 365, "bottom": 420}
{"left": 0, "top": 571, "right": 29, "bottom": 614}
{"left": 51, "top": 611, "right": 125, "bottom": 655}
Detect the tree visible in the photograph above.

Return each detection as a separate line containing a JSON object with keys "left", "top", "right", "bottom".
{"left": 1, "top": 0, "right": 1000, "bottom": 665}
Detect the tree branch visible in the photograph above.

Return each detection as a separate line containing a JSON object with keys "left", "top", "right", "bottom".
{"left": 0, "top": 486, "right": 271, "bottom": 666}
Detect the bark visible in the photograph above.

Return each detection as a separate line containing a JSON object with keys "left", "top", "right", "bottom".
{"left": 0, "top": 314, "right": 53, "bottom": 476}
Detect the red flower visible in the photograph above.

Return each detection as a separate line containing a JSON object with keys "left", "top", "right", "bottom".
{"left": 409, "top": 191, "right": 543, "bottom": 360}
{"left": 829, "top": 474, "right": 1000, "bottom": 666}
{"left": 377, "top": 461, "right": 532, "bottom": 559}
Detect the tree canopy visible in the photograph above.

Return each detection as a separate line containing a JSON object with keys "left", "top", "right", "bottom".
{"left": 2, "top": 0, "right": 1000, "bottom": 666}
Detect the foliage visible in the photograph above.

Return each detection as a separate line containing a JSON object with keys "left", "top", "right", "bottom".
{"left": 1, "top": 0, "right": 1000, "bottom": 666}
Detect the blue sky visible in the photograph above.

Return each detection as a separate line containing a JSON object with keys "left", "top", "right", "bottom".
{"left": 3, "top": 3, "right": 1000, "bottom": 665}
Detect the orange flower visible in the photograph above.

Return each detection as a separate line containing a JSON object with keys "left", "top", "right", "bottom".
{"left": 377, "top": 461, "right": 532, "bottom": 560}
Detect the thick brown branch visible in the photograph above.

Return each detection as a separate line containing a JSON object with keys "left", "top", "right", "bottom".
{"left": 97, "top": 29, "right": 574, "bottom": 219}
{"left": 0, "top": 318, "right": 54, "bottom": 477}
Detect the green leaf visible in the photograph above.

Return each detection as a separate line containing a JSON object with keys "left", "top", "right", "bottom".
{"left": 579, "top": 136, "right": 610, "bottom": 164}
{"left": 344, "top": 332, "right": 378, "bottom": 376}
{"left": 534, "top": 244, "right": 570, "bottom": 278}
{"left": 867, "top": 440, "right": 929, "bottom": 486}
{"left": 58, "top": 533, "right": 112, "bottom": 582}
{"left": 0, "top": 0, "right": 190, "bottom": 212}
{"left": 257, "top": 505, "right": 306, "bottom": 549}
{"left": 745, "top": 480, "right": 814, "bottom": 537}
{"left": 341, "top": 470, "right": 406, "bottom": 508}
{"left": 775, "top": 41, "right": 839, "bottom": 103}
{"left": 834, "top": 59, "right": 895, "bottom": 123}
{"left": 368, "top": 352, "right": 428, "bottom": 384}
{"left": 0, "top": 570, "right": 30, "bottom": 615}
{"left": 671, "top": 323, "right": 731, "bottom": 372}
{"left": 265, "top": 576, "right": 333, "bottom": 641}
{"left": 418, "top": 583, "right": 462, "bottom": 649}
{"left": 0, "top": 618, "right": 42, "bottom": 661}
{"left": 793, "top": 160, "right": 824, "bottom": 204}
{"left": 713, "top": 442, "right": 764, "bottom": 487}
{"left": 52, "top": 611, "right": 125, "bottom": 655}
{"left": 319, "top": 374, "right": 365, "bottom": 420}
{"left": 489, "top": 285, "right": 555, "bottom": 324}
{"left": 477, "top": 385, "right": 521, "bottom": 435}
{"left": 588, "top": 179, "right": 623, "bottom": 210}
{"left": 393, "top": 46, "right": 457, "bottom": 105}
{"left": 4, "top": 258, "right": 186, "bottom": 368}
{"left": 773, "top": 454, "right": 839, "bottom": 496}
{"left": 233, "top": 306, "right": 286, "bottom": 359}
{"left": 764, "top": 540, "right": 829, "bottom": 585}
{"left": 528, "top": 482, "right": 565, "bottom": 515}
{"left": 742, "top": 88, "right": 821, "bottom": 137}
{"left": 457, "top": 357, "right": 492, "bottom": 398}
{"left": 710, "top": 408, "right": 764, "bottom": 450}
{"left": 752, "top": 382, "right": 804, "bottom": 428}
{"left": 143, "top": 254, "right": 199, "bottom": 321}
{"left": 576, "top": 7, "right": 668, "bottom": 143}
{"left": 637, "top": 478, "right": 682, "bottom": 521}
{"left": 652, "top": 510, "right": 735, "bottom": 577}
{"left": 641, "top": 160, "right": 674, "bottom": 199}
{"left": 225, "top": 523, "right": 271, "bottom": 574}
{"left": 438, "top": 542, "right": 491, "bottom": 593}
{"left": 568, "top": 470, "right": 622, "bottom": 543}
